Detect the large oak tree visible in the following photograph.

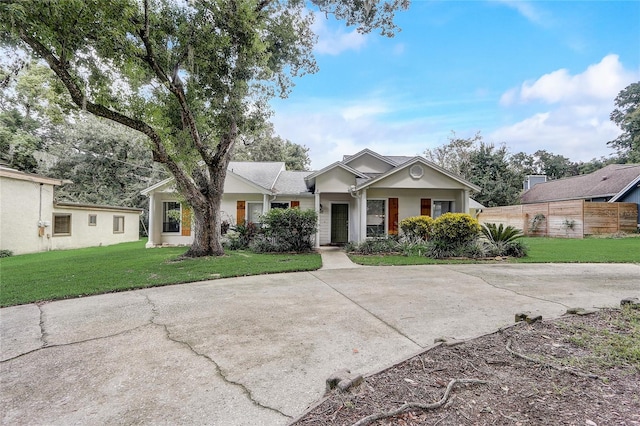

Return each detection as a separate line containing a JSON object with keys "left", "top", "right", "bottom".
{"left": 1, "top": 0, "right": 407, "bottom": 257}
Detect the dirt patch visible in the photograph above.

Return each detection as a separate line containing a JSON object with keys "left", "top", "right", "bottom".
{"left": 293, "top": 308, "right": 640, "bottom": 425}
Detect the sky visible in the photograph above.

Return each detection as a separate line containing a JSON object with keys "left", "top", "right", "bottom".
{"left": 269, "top": 1, "right": 640, "bottom": 170}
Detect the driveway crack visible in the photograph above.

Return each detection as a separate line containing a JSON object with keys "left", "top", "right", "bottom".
{"left": 442, "top": 266, "right": 570, "bottom": 309}
{"left": 155, "top": 322, "right": 291, "bottom": 420}
{"left": 36, "top": 302, "right": 49, "bottom": 347}
{"left": 310, "top": 272, "right": 424, "bottom": 349}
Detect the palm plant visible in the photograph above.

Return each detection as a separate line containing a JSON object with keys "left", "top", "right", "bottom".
{"left": 481, "top": 223, "right": 527, "bottom": 257}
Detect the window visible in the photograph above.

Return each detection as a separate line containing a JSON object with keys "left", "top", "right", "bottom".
{"left": 163, "top": 201, "right": 181, "bottom": 233}
{"left": 113, "top": 216, "right": 124, "bottom": 233}
{"left": 433, "top": 201, "right": 453, "bottom": 218}
{"left": 366, "top": 199, "right": 386, "bottom": 237}
{"left": 88, "top": 214, "right": 97, "bottom": 226}
{"left": 53, "top": 214, "right": 71, "bottom": 236}
{"left": 247, "top": 202, "right": 263, "bottom": 223}
{"left": 270, "top": 202, "right": 289, "bottom": 210}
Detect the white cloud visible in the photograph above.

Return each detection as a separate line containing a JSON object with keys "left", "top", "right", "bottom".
{"left": 492, "top": 55, "right": 638, "bottom": 161}
{"left": 501, "top": 54, "right": 634, "bottom": 105}
{"left": 311, "top": 12, "right": 367, "bottom": 55}
{"left": 494, "top": 0, "right": 545, "bottom": 25}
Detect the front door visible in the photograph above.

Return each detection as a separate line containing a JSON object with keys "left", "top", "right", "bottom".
{"left": 330, "top": 203, "right": 349, "bottom": 245}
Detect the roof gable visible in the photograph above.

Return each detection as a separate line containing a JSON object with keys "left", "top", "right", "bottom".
{"left": 342, "top": 149, "right": 397, "bottom": 173}
{"left": 357, "top": 157, "right": 481, "bottom": 192}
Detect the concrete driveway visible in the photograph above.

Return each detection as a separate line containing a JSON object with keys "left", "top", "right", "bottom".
{"left": 1, "top": 262, "right": 639, "bottom": 425}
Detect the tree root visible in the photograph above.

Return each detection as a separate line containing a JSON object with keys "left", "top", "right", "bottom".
{"left": 351, "top": 378, "right": 488, "bottom": 426}
{"left": 506, "top": 338, "right": 600, "bottom": 379}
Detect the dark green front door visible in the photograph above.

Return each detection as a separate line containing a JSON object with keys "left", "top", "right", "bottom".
{"left": 331, "top": 204, "right": 349, "bottom": 244}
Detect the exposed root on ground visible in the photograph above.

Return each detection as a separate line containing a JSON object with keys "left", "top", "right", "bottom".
{"left": 505, "top": 338, "right": 600, "bottom": 379}
{"left": 350, "top": 378, "right": 488, "bottom": 426}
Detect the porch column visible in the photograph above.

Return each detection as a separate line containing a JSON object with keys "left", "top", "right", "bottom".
{"left": 462, "top": 189, "right": 469, "bottom": 214}
{"left": 359, "top": 189, "right": 367, "bottom": 243}
{"left": 146, "top": 193, "right": 157, "bottom": 248}
{"left": 263, "top": 194, "right": 269, "bottom": 214}
{"left": 314, "top": 192, "right": 320, "bottom": 248}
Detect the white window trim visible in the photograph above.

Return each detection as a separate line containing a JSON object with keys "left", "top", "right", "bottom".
{"left": 88, "top": 214, "right": 97, "bottom": 226}
{"left": 432, "top": 200, "right": 456, "bottom": 218}
{"left": 162, "top": 201, "right": 182, "bottom": 234}
{"left": 247, "top": 202, "right": 264, "bottom": 223}
{"left": 366, "top": 198, "right": 387, "bottom": 238}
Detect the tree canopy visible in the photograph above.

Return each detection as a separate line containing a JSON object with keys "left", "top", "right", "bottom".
{"left": 609, "top": 82, "right": 640, "bottom": 162}
{"left": 1, "top": 0, "right": 408, "bottom": 257}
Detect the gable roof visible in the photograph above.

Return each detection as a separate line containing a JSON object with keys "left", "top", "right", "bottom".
{"left": 304, "top": 161, "right": 369, "bottom": 181}
{"left": 342, "top": 149, "right": 398, "bottom": 167}
{"left": 521, "top": 164, "right": 640, "bottom": 204}
{"left": 356, "top": 156, "right": 481, "bottom": 192}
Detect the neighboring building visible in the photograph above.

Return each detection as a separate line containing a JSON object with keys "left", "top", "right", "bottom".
{"left": 142, "top": 149, "right": 481, "bottom": 247}
{"left": 521, "top": 164, "right": 640, "bottom": 225}
{"left": 523, "top": 175, "right": 547, "bottom": 191}
{"left": 0, "top": 166, "right": 142, "bottom": 255}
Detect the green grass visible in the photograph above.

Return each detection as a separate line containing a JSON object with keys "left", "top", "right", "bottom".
{"left": 0, "top": 241, "right": 321, "bottom": 307}
{"left": 349, "top": 236, "right": 640, "bottom": 266}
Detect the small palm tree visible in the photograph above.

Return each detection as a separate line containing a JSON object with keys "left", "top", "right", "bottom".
{"left": 481, "top": 223, "right": 522, "bottom": 243}
{"left": 481, "top": 223, "right": 527, "bottom": 257}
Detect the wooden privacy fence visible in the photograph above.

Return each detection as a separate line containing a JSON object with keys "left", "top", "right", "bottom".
{"left": 477, "top": 200, "right": 638, "bottom": 239}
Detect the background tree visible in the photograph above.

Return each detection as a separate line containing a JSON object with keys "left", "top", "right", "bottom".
{"left": 424, "top": 131, "right": 479, "bottom": 177}
{"left": 463, "top": 142, "right": 522, "bottom": 207}
{"left": 608, "top": 82, "right": 640, "bottom": 162}
{"left": 1, "top": 0, "right": 408, "bottom": 257}
{"left": 510, "top": 149, "right": 577, "bottom": 180}
{"left": 49, "top": 115, "right": 167, "bottom": 208}
{"left": 233, "top": 123, "right": 310, "bottom": 170}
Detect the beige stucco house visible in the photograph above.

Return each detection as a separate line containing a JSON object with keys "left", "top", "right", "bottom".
{"left": 0, "top": 166, "right": 142, "bottom": 255}
{"left": 141, "top": 149, "right": 480, "bottom": 248}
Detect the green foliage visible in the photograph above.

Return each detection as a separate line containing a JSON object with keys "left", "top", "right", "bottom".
{"left": 0, "top": 241, "right": 322, "bottom": 307}
{"left": 481, "top": 223, "right": 527, "bottom": 257}
{"left": 481, "top": 223, "right": 523, "bottom": 243}
{"left": 431, "top": 213, "right": 481, "bottom": 246}
{"left": 233, "top": 123, "right": 311, "bottom": 170}
{"left": 344, "top": 237, "right": 402, "bottom": 255}
{"left": 608, "top": 82, "right": 640, "bottom": 162}
{"left": 0, "top": 0, "right": 406, "bottom": 257}
{"left": 0, "top": 249, "right": 14, "bottom": 258}
{"left": 251, "top": 208, "right": 318, "bottom": 253}
{"left": 225, "top": 221, "right": 261, "bottom": 250}
{"left": 399, "top": 215, "right": 434, "bottom": 241}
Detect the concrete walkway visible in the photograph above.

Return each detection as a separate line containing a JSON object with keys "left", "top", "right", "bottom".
{"left": 318, "top": 246, "right": 362, "bottom": 269}
{"left": 1, "top": 263, "right": 639, "bottom": 425}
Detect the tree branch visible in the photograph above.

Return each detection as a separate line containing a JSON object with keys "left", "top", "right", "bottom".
{"left": 138, "top": 0, "right": 212, "bottom": 165}
{"left": 506, "top": 339, "right": 600, "bottom": 379}
{"left": 17, "top": 29, "right": 205, "bottom": 208}
{"left": 351, "top": 378, "right": 488, "bottom": 426}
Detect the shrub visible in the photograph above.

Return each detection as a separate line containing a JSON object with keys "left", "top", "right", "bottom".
{"left": 399, "top": 216, "right": 434, "bottom": 241}
{"left": 481, "top": 223, "right": 522, "bottom": 243}
{"left": 0, "top": 249, "right": 14, "bottom": 258}
{"left": 481, "top": 223, "right": 528, "bottom": 258}
{"left": 431, "top": 213, "right": 481, "bottom": 246}
{"left": 224, "top": 221, "right": 260, "bottom": 250}
{"left": 255, "top": 208, "right": 318, "bottom": 253}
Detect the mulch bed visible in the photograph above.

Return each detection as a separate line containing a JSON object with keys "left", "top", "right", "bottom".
{"left": 293, "top": 308, "right": 640, "bottom": 426}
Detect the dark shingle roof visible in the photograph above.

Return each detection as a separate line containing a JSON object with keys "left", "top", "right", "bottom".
{"left": 521, "top": 164, "right": 640, "bottom": 204}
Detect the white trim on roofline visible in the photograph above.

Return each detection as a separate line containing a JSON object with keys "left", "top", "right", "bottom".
{"left": 355, "top": 156, "right": 481, "bottom": 192}
{"left": 609, "top": 174, "right": 640, "bottom": 202}
{"left": 304, "top": 161, "right": 369, "bottom": 181}
{"left": 342, "top": 148, "right": 398, "bottom": 167}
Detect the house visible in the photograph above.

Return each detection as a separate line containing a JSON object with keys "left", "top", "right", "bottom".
{"left": 521, "top": 163, "right": 640, "bottom": 226}
{"left": 0, "top": 166, "right": 142, "bottom": 255}
{"left": 141, "top": 149, "right": 480, "bottom": 247}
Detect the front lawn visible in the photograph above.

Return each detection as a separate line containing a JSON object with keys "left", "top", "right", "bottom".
{"left": 349, "top": 236, "right": 640, "bottom": 266}
{"left": 0, "top": 241, "right": 321, "bottom": 307}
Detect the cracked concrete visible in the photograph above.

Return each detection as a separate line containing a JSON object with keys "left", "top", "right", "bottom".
{"left": 1, "top": 262, "right": 639, "bottom": 425}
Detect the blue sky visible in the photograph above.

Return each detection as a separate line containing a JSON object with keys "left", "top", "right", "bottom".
{"left": 270, "top": 1, "right": 640, "bottom": 170}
